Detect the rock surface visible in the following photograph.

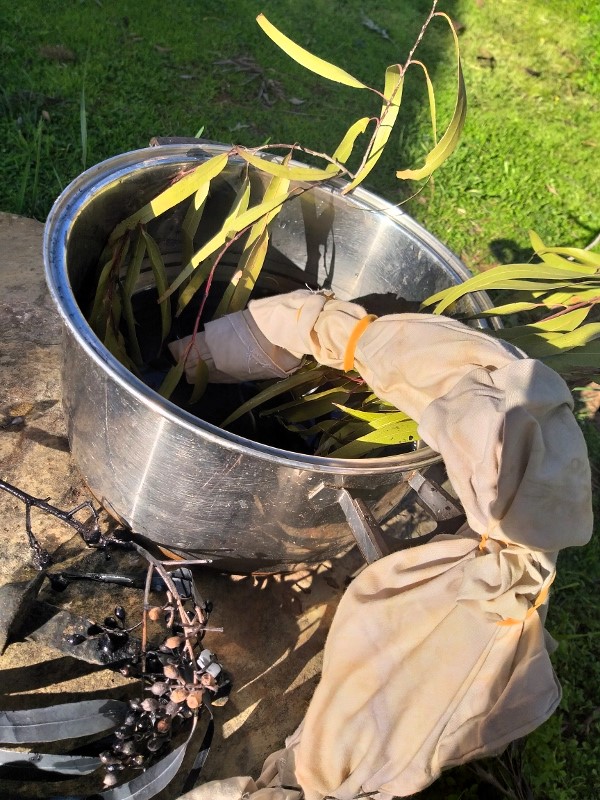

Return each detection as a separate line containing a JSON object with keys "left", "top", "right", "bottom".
{"left": 0, "top": 212, "right": 363, "bottom": 793}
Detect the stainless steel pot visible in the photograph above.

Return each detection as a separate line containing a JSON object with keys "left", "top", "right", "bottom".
{"left": 44, "top": 143, "right": 494, "bottom": 572}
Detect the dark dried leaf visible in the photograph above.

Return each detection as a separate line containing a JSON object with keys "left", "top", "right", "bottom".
{"left": 0, "top": 572, "right": 45, "bottom": 654}
{"left": 0, "top": 748, "right": 101, "bottom": 775}
{"left": 0, "top": 700, "right": 128, "bottom": 744}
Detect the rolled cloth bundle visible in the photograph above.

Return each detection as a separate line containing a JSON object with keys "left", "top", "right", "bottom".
{"left": 169, "top": 290, "right": 593, "bottom": 800}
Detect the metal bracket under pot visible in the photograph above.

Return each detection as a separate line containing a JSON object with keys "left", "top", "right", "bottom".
{"left": 310, "top": 471, "right": 465, "bottom": 565}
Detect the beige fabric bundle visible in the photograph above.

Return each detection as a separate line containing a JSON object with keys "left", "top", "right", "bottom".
{"left": 173, "top": 290, "right": 592, "bottom": 800}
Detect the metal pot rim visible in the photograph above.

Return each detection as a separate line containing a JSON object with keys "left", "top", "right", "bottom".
{"left": 43, "top": 144, "right": 486, "bottom": 475}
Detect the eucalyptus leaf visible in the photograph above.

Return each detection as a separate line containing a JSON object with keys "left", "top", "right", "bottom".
{"left": 529, "top": 230, "right": 600, "bottom": 268}
{"left": 0, "top": 749, "right": 101, "bottom": 775}
{"left": 328, "top": 417, "right": 419, "bottom": 458}
{"left": 256, "top": 14, "right": 368, "bottom": 90}
{"left": 182, "top": 182, "right": 211, "bottom": 268}
{"left": 164, "top": 188, "right": 298, "bottom": 301}
{"left": 140, "top": 230, "right": 171, "bottom": 346}
{"left": 189, "top": 358, "right": 209, "bottom": 404}
{"left": 158, "top": 358, "right": 186, "bottom": 400}
{"left": 395, "top": 13, "right": 466, "bottom": 182}
{"left": 266, "top": 387, "right": 351, "bottom": 423}
{"left": 343, "top": 63, "right": 404, "bottom": 192}
{"left": 237, "top": 149, "right": 341, "bottom": 181}
{"left": 221, "top": 365, "right": 328, "bottom": 427}
{"left": 120, "top": 228, "right": 146, "bottom": 366}
{"left": 0, "top": 700, "right": 127, "bottom": 744}
{"left": 108, "top": 154, "right": 229, "bottom": 243}
{"left": 331, "top": 117, "right": 372, "bottom": 164}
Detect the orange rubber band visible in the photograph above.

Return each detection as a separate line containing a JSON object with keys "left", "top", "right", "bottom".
{"left": 343, "top": 314, "right": 377, "bottom": 372}
{"left": 496, "top": 572, "right": 556, "bottom": 627}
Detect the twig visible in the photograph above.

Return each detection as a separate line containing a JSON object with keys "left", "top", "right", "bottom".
{"left": 0, "top": 478, "right": 105, "bottom": 569}
{"left": 405, "top": 0, "right": 439, "bottom": 68}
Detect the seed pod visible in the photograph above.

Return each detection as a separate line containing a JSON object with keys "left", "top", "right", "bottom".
{"left": 103, "top": 616, "right": 119, "bottom": 630}
{"left": 99, "top": 750, "right": 117, "bottom": 765}
{"left": 87, "top": 623, "right": 103, "bottom": 637}
{"left": 147, "top": 606, "right": 162, "bottom": 622}
{"left": 164, "top": 700, "right": 180, "bottom": 716}
{"left": 186, "top": 689, "right": 204, "bottom": 709}
{"left": 103, "top": 773, "right": 118, "bottom": 788}
{"left": 164, "top": 635, "right": 184, "bottom": 649}
{"left": 169, "top": 687, "right": 188, "bottom": 704}
{"left": 163, "top": 665, "right": 180, "bottom": 680}
{"left": 146, "top": 735, "right": 165, "bottom": 753}
{"left": 65, "top": 633, "right": 86, "bottom": 646}
{"left": 141, "top": 697, "right": 159, "bottom": 713}
{"left": 130, "top": 753, "right": 145, "bottom": 768}
{"left": 98, "top": 633, "right": 114, "bottom": 654}
{"left": 120, "top": 740, "right": 136, "bottom": 756}
{"left": 151, "top": 681, "right": 169, "bottom": 696}
{"left": 114, "top": 605, "right": 126, "bottom": 621}
{"left": 106, "top": 762, "right": 125, "bottom": 773}
{"left": 200, "top": 672, "right": 218, "bottom": 691}
{"left": 155, "top": 716, "right": 172, "bottom": 734}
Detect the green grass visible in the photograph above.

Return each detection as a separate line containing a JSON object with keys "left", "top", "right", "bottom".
{"left": 1, "top": 1, "right": 599, "bottom": 797}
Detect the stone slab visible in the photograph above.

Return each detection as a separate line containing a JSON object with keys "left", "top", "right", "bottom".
{"left": 0, "top": 212, "right": 363, "bottom": 793}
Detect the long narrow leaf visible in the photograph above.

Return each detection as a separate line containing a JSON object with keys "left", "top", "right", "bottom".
{"left": 221, "top": 365, "right": 328, "bottom": 427}
{"left": 177, "top": 177, "right": 252, "bottom": 316}
{"left": 223, "top": 229, "right": 269, "bottom": 314}
{"left": 332, "top": 117, "right": 372, "bottom": 164}
{"left": 0, "top": 749, "right": 101, "bottom": 775}
{"left": 189, "top": 358, "right": 209, "bottom": 404}
{"left": 256, "top": 14, "right": 368, "bottom": 89}
{"left": 158, "top": 358, "right": 186, "bottom": 400}
{"left": 395, "top": 12, "right": 466, "bottom": 182}
{"left": 0, "top": 700, "right": 127, "bottom": 744}
{"left": 120, "top": 228, "right": 146, "bottom": 366}
{"left": 182, "top": 182, "right": 211, "bottom": 267}
{"left": 164, "top": 188, "right": 298, "bottom": 301}
{"left": 237, "top": 149, "right": 341, "bottom": 181}
{"left": 140, "top": 230, "right": 171, "bottom": 345}
{"left": 422, "top": 263, "right": 598, "bottom": 314}
{"left": 109, "top": 154, "right": 229, "bottom": 243}
{"left": 329, "top": 418, "right": 419, "bottom": 458}
{"left": 343, "top": 64, "right": 404, "bottom": 193}
{"left": 216, "top": 167, "right": 292, "bottom": 316}
{"left": 529, "top": 230, "right": 600, "bottom": 268}
{"left": 265, "top": 387, "right": 352, "bottom": 423}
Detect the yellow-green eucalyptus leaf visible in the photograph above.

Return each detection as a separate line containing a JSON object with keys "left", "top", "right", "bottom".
{"left": 263, "top": 386, "right": 352, "bottom": 423}
{"left": 256, "top": 14, "right": 368, "bottom": 90}
{"left": 189, "top": 358, "right": 209, "bottom": 404}
{"left": 422, "top": 263, "right": 598, "bottom": 314}
{"left": 221, "top": 365, "right": 328, "bottom": 427}
{"left": 395, "top": 13, "right": 466, "bottom": 181}
{"left": 331, "top": 117, "right": 372, "bottom": 164}
{"left": 537, "top": 249, "right": 597, "bottom": 275}
{"left": 529, "top": 230, "right": 600, "bottom": 269}
{"left": 223, "top": 230, "right": 270, "bottom": 314}
{"left": 328, "top": 418, "right": 419, "bottom": 458}
{"left": 342, "top": 64, "right": 403, "bottom": 193}
{"left": 158, "top": 359, "right": 186, "bottom": 400}
{"left": 237, "top": 149, "right": 341, "bottom": 181}
{"left": 140, "top": 229, "right": 171, "bottom": 345}
{"left": 109, "top": 154, "right": 229, "bottom": 243}
{"left": 164, "top": 188, "right": 298, "bottom": 301}
{"left": 182, "top": 182, "right": 211, "bottom": 267}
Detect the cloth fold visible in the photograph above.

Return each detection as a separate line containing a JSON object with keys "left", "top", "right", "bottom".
{"left": 174, "top": 290, "right": 592, "bottom": 800}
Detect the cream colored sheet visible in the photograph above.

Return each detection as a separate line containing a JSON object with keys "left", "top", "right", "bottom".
{"left": 172, "top": 290, "right": 592, "bottom": 799}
